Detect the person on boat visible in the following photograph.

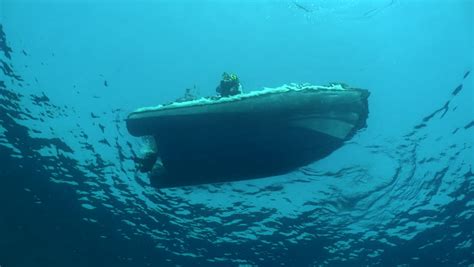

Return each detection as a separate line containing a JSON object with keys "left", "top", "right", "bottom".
{"left": 216, "top": 72, "right": 242, "bottom": 97}
{"left": 176, "top": 86, "right": 198, "bottom": 103}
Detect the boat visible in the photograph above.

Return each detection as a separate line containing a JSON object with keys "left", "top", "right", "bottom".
{"left": 126, "top": 83, "right": 370, "bottom": 189}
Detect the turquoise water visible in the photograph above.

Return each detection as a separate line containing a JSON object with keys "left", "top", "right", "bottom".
{"left": 0, "top": 1, "right": 473, "bottom": 266}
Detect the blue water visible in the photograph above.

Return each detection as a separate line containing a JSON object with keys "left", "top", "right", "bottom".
{"left": 0, "top": 1, "right": 473, "bottom": 266}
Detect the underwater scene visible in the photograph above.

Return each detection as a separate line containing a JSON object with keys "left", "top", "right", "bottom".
{"left": 0, "top": 0, "right": 473, "bottom": 266}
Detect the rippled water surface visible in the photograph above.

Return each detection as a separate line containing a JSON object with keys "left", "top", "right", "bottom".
{"left": 0, "top": 1, "right": 473, "bottom": 266}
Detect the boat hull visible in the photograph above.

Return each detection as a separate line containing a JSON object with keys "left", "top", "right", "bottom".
{"left": 126, "top": 86, "right": 369, "bottom": 188}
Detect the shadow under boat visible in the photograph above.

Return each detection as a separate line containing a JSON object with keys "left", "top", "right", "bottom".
{"left": 126, "top": 84, "right": 370, "bottom": 189}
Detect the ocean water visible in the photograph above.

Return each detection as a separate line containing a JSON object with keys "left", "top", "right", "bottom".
{"left": 0, "top": 0, "right": 473, "bottom": 266}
